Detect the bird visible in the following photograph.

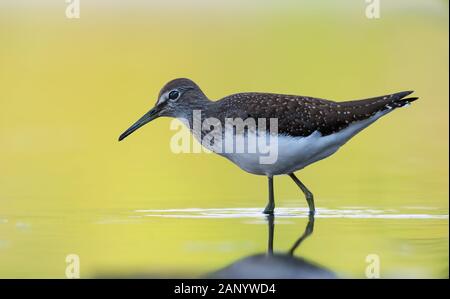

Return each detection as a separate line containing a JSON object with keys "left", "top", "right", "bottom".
{"left": 118, "top": 78, "right": 418, "bottom": 215}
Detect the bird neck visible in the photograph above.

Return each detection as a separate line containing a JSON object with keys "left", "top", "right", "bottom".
{"left": 178, "top": 97, "right": 215, "bottom": 129}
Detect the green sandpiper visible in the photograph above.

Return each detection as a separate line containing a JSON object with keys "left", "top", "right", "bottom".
{"left": 119, "top": 78, "right": 418, "bottom": 215}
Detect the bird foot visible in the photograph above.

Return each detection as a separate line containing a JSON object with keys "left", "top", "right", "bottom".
{"left": 263, "top": 206, "right": 275, "bottom": 215}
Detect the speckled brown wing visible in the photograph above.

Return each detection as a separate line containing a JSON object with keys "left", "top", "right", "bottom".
{"left": 215, "top": 91, "right": 417, "bottom": 137}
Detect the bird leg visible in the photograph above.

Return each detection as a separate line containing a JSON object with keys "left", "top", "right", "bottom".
{"left": 288, "top": 213, "right": 315, "bottom": 255}
{"left": 266, "top": 213, "right": 274, "bottom": 255}
{"left": 288, "top": 173, "right": 315, "bottom": 214}
{"left": 263, "top": 176, "right": 275, "bottom": 214}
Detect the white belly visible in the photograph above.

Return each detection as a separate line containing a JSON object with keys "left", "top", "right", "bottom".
{"left": 220, "top": 110, "right": 389, "bottom": 176}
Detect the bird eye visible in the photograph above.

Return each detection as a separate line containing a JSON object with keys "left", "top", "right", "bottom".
{"left": 168, "top": 90, "right": 180, "bottom": 100}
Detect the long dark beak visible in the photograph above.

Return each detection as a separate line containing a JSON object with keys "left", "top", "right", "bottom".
{"left": 118, "top": 107, "right": 160, "bottom": 141}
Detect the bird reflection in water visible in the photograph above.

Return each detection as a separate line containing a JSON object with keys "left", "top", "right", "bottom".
{"left": 208, "top": 214, "right": 336, "bottom": 279}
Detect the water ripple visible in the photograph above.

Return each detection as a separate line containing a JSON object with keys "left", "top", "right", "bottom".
{"left": 133, "top": 207, "right": 449, "bottom": 219}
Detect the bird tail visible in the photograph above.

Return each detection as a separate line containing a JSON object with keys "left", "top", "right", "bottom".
{"left": 388, "top": 91, "right": 419, "bottom": 109}
{"left": 341, "top": 90, "right": 418, "bottom": 112}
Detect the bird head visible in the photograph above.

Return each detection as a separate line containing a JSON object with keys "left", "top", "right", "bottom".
{"left": 118, "top": 78, "right": 208, "bottom": 141}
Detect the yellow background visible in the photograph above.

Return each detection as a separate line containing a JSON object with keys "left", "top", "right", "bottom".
{"left": 0, "top": 0, "right": 448, "bottom": 277}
